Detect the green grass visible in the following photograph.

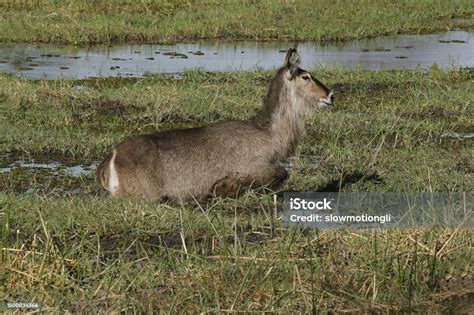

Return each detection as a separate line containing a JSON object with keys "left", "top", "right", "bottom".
{"left": 0, "top": 68, "right": 473, "bottom": 312}
{"left": 1, "top": 68, "right": 472, "bottom": 192}
{"left": 0, "top": 0, "right": 473, "bottom": 44}
{"left": 1, "top": 195, "right": 473, "bottom": 312}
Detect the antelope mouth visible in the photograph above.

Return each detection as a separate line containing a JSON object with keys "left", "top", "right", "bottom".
{"left": 318, "top": 91, "right": 334, "bottom": 108}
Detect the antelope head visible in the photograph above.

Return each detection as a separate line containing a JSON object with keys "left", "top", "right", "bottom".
{"left": 283, "top": 48, "right": 334, "bottom": 109}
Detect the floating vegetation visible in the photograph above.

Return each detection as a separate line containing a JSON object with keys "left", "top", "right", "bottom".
{"left": 162, "top": 52, "right": 188, "bottom": 58}
{"left": 40, "top": 53, "right": 60, "bottom": 57}
{"left": 362, "top": 47, "right": 391, "bottom": 52}
{"left": 439, "top": 39, "right": 466, "bottom": 43}
{"left": 15, "top": 65, "right": 34, "bottom": 71}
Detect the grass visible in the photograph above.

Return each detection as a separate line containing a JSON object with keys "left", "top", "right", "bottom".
{"left": 0, "top": 67, "right": 473, "bottom": 312}
{"left": 1, "top": 194, "right": 472, "bottom": 312}
{"left": 1, "top": 68, "right": 472, "bottom": 192}
{"left": 0, "top": 0, "right": 473, "bottom": 44}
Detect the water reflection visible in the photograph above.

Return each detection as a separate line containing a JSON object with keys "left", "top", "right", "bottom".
{"left": 0, "top": 31, "right": 472, "bottom": 79}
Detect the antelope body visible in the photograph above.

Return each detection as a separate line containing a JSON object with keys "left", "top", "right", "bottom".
{"left": 97, "top": 49, "right": 333, "bottom": 200}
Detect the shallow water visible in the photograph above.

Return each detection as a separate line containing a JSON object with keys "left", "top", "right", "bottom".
{"left": 441, "top": 131, "right": 474, "bottom": 140}
{"left": 0, "top": 160, "right": 98, "bottom": 177}
{"left": 0, "top": 31, "right": 473, "bottom": 79}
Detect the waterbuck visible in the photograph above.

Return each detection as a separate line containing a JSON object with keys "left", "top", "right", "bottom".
{"left": 97, "top": 49, "right": 333, "bottom": 201}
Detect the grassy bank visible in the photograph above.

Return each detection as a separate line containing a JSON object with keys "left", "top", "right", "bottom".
{"left": 0, "top": 0, "right": 473, "bottom": 44}
{"left": 1, "top": 68, "right": 473, "bottom": 312}
{"left": 1, "top": 68, "right": 472, "bottom": 192}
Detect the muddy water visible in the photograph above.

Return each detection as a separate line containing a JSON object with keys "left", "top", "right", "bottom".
{"left": 0, "top": 31, "right": 472, "bottom": 79}
{"left": 0, "top": 158, "right": 100, "bottom": 195}
{"left": 0, "top": 160, "right": 98, "bottom": 177}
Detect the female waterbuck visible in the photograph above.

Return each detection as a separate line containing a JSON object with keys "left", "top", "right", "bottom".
{"left": 97, "top": 49, "right": 333, "bottom": 200}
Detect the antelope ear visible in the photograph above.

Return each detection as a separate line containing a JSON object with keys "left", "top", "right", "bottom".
{"left": 284, "top": 48, "right": 300, "bottom": 67}
{"left": 284, "top": 48, "right": 300, "bottom": 79}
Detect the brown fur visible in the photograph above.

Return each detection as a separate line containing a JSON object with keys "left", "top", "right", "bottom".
{"left": 97, "top": 49, "right": 333, "bottom": 201}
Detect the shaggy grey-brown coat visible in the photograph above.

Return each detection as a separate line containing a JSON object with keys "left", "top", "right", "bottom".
{"left": 97, "top": 49, "right": 333, "bottom": 200}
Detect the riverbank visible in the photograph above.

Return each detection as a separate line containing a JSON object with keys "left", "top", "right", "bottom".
{"left": 0, "top": 0, "right": 473, "bottom": 44}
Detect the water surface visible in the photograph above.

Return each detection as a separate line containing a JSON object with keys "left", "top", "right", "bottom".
{"left": 0, "top": 31, "right": 472, "bottom": 79}
{"left": 0, "top": 160, "right": 97, "bottom": 177}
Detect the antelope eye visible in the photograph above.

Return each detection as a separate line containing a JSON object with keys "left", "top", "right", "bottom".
{"left": 302, "top": 75, "right": 310, "bottom": 81}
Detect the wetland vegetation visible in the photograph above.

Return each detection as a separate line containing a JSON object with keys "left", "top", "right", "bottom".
{"left": 0, "top": 0, "right": 473, "bottom": 312}
{"left": 1, "top": 68, "right": 473, "bottom": 312}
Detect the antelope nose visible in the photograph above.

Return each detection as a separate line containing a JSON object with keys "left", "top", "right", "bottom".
{"left": 322, "top": 91, "right": 334, "bottom": 105}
